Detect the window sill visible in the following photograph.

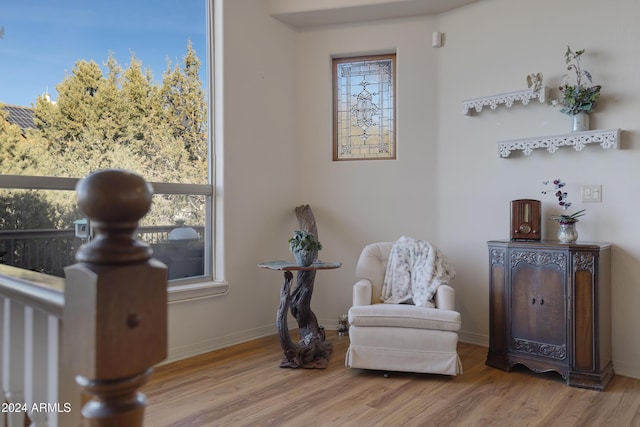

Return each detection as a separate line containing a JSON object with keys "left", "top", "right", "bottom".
{"left": 168, "top": 279, "right": 229, "bottom": 303}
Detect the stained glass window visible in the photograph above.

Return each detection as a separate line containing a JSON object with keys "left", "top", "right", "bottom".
{"left": 333, "top": 54, "right": 396, "bottom": 160}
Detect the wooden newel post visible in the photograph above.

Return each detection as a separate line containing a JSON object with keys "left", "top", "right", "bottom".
{"left": 64, "top": 169, "right": 168, "bottom": 427}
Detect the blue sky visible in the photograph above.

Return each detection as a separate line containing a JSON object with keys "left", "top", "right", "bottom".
{"left": 0, "top": 1, "right": 207, "bottom": 106}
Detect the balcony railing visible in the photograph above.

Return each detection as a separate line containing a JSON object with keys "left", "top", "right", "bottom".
{"left": 0, "top": 229, "right": 81, "bottom": 278}
{"left": 1, "top": 264, "right": 77, "bottom": 427}
{"left": 0, "top": 226, "right": 205, "bottom": 280}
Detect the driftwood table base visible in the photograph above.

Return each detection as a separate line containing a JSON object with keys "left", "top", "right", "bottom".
{"left": 259, "top": 204, "right": 340, "bottom": 369}
{"left": 259, "top": 264, "right": 340, "bottom": 369}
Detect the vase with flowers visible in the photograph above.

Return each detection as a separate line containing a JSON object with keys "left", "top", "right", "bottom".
{"left": 549, "top": 46, "right": 602, "bottom": 132}
{"left": 542, "top": 178, "right": 585, "bottom": 243}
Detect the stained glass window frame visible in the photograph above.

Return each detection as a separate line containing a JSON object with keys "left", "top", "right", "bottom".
{"left": 332, "top": 53, "right": 396, "bottom": 161}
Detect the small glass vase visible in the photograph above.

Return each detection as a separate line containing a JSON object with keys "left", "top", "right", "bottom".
{"left": 557, "top": 221, "right": 578, "bottom": 243}
{"left": 572, "top": 112, "right": 589, "bottom": 132}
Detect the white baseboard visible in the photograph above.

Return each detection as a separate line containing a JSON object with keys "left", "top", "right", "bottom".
{"left": 164, "top": 324, "right": 276, "bottom": 364}
{"left": 610, "top": 360, "right": 640, "bottom": 380}
{"left": 458, "top": 330, "right": 489, "bottom": 347}
{"left": 163, "top": 324, "right": 640, "bottom": 381}
{"left": 165, "top": 318, "right": 342, "bottom": 365}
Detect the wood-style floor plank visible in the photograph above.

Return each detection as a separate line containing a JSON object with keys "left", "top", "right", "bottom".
{"left": 143, "top": 332, "right": 640, "bottom": 427}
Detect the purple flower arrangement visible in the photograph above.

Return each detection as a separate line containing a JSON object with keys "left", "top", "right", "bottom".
{"left": 542, "top": 178, "right": 585, "bottom": 223}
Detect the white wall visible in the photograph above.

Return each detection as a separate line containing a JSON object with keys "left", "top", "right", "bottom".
{"left": 166, "top": 0, "right": 301, "bottom": 360}
{"left": 435, "top": 0, "right": 640, "bottom": 378}
{"left": 292, "top": 16, "right": 442, "bottom": 335}
{"left": 169, "top": 0, "right": 640, "bottom": 380}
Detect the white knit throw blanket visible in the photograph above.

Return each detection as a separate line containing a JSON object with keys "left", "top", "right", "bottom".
{"left": 380, "top": 236, "right": 456, "bottom": 307}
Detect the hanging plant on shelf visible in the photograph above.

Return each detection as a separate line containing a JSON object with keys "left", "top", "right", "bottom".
{"left": 549, "top": 46, "right": 602, "bottom": 116}
{"left": 549, "top": 46, "right": 602, "bottom": 132}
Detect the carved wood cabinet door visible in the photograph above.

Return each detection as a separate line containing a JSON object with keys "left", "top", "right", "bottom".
{"left": 509, "top": 250, "right": 567, "bottom": 361}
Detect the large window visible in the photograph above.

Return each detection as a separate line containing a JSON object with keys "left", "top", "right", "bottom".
{"left": 0, "top": 1, "right": 222, "bottom": 298}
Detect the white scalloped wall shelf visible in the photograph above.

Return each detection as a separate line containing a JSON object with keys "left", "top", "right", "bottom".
{"left": 496, "top": 128, "right": 621, "bottom": 158}
{"left": 462, "top": 87, "right": 549, "bottom": 115}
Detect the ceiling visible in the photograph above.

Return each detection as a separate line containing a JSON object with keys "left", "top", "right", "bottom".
{"left": 267, "top": 0, "right": 481, "bottom": 28}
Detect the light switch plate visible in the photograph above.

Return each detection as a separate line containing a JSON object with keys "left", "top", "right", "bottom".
{"left": 581, "top": 185, "right": 602, "bottom": 202}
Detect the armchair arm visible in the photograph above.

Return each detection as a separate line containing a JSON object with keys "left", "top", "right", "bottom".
{"left": 353, "top": 278, "right": 373, "bottom": 306}
{"left": 435, "top": 284, "right": 455, "bottom": 311}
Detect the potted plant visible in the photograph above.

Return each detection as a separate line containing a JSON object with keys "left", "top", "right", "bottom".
{"left": 549, "top": 209, "right": 586, "bottom": 224}
{"left": 288, "top": 229, "right": 322, "bottom": 267}
{"left": 549, "top": 46, "right": 602, "bottom": 132}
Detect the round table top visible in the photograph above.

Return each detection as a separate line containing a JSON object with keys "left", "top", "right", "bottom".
{"left": 257, "top": 260, "right": 342, "bottom": 271}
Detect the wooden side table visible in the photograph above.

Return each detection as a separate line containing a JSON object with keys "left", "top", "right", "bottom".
{"left": 258, "top": 260, "right": 341, "bottom": 369}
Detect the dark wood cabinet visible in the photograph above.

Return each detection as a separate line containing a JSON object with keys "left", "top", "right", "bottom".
{"left": 487, "top": 240, "right": 613, "bottom": 390}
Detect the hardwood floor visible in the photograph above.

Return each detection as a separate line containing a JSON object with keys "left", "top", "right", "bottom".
{"left": 143, "top": 332, "right": 640, "bottom": 427}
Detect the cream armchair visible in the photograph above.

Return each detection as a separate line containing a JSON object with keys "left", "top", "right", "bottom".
{"left": 345, "top": 242, "right": 463, "bottom": 375}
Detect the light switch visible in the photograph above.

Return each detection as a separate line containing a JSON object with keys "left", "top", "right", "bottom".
{"left": 581, "top": 185, "right": 602, "bottom": 202}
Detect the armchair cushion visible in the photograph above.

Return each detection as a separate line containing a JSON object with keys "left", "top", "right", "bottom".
{"left": 348, "top": 303, "right": 461, "bottom": 331}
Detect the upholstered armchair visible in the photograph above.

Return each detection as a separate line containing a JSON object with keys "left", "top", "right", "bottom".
{"left": 345, "top": 241, "right": 463, "bottom": 375}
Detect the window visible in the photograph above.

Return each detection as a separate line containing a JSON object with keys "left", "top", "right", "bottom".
{"left": 0, "top": 1, "right": 224, "bottom": 299}
{"left": 333, "top": 54, "right": 396, "bottom": 161}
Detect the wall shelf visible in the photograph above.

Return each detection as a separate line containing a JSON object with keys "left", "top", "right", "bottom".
{"left": 462, "top": 87, "right": 549, "bottom": 115}
{"left": 496, "top": 128, "right": 620, "bottom": 158}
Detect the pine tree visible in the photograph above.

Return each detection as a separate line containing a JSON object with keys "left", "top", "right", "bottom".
{"left": 4, "top": 41, "right": 209, "bottom": 228}
{"left": 160, "top": 40, "right": 208, "bottom": 165}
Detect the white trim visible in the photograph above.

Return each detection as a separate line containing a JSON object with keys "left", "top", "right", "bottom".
{"left": 164, "top": 324, "right": 275, "bottom": 363}
{"left": 458, "top": 330, "right": 488, "bottom": 347}
{"left": 167, "top": 279, "right": 229, "bottom": 303}
{"left": 0, "top": 174, "right": 213, "bottom": 196}
{"left": 611, "top": 360, "right": 640, "bottom": 380}
{"left": 0, "top": 175, "right": 79, "bottom": 191}
{"left": 213, "top": 0, "right": 226, "bottom": 284}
